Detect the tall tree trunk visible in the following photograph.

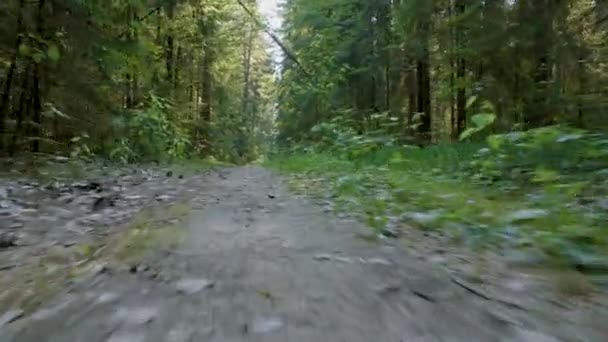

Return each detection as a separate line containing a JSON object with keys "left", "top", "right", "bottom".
{"left": 10, "top": 65, "right": 32, "bottom": 156}
{"left": 523, "top": 0, "right": 555, "bottom": 128}
{"left": 174, "top": 45, "right": 181, "bottom": 92}
{"left": 455, "top": 0, "right": 467, "bottom": 137}
{"left": 0, "top": 0, "right": 26, "bottom": 151}
{"left": 125, "top": 4, "right": 134, "bottom": 108}
{"left": 242, "top": 25, "right": 254, "bottom": 116}
{"left": 165, "top": 1, "right": 176, "bottom": 93}
{"left": 407, "top": 63, "right": 417, "bottom": 129}
{"left": 448, "top": 0, "right": 456, "bottom": 139}
{"left": 201, "top": 47, "right": 213, "bottom": 124}
{"left": 31, "top": 0, "right": 47, "bottom": 153}
{"left": 577, "top": 55, "right": 586, "bottom": 128}
{"left": 416, "top": 6, "right": 432, "bottom": 142}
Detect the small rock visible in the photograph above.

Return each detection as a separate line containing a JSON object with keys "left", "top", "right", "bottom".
{"left": 92, "top": 195, "right": 117, "bottom": 212}
{"left": 314, "top": 254, "right": 332, "bottom": 261}
{"left": 505, "top": 209, "right": 548, "bottom": 222}
{"left": 597, "top": 198, "right": 608, "bottom": 211}
{"left": 31, "top": 297, "right": 75, "bottom": 321}
{"left": 54, "top": 156, "right": 70, "bottom": 163}
{"left": 361, "top": 258, "right": 392, "bottom": 266}
{"left": 108, "top": 330, "right": 147, "bottom": 342}
{"left": 112, "top": 307, "right": 158, "bottom": 326}
{"left": 0, "top": 200, "right": 12, "bottom": 209}
{"left": 88, "top": 262, "right": 108, "bottom": 276}
{"left": 175, "top": 278, "right": 214, "bottom": 295}
{"left": 19, "top": 208, "right": 37, "bottom": 215}
{"left": 128, "top": 263, "right": 151, "bottom": 274}
{"left": 96, "top": 292, "right": 120, "bottom": 305}
{"left": 136, "top": 264, "right": 150, "bottom": 273}
{"left": 156, "top": 194, "right": 172, "bottom": 202}
{"left": 380, "top": 227, "right": 399, "bottom": 238}
{"left": 334, "top": 256, "right": 353, "bottom": 263}
{"left": 504, "top": 249, "right": 546, "bottom": 267}
{"left": 252, "top": 317, "right": 283, "bottom": 334}
{"left": 0, "top": 233, "right": 17, "bottom": 248}
{"left": 404, "top": 211, "right": 441, "bottom": 225}
{"left": 10, "top": 222, "right": 24, "bottom": 229}
{"left": 514, "top": 329, "right": 560, "bottom": 342}
{"left": 0, "top": 309, "right": 24, "bottom": 327}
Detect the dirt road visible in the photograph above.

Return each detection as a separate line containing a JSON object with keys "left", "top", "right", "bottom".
{"left": 1, "top": 167, "right": 606, "bottom": 341}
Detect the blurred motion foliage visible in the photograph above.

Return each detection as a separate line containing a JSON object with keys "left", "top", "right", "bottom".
{"left": 270, "top": 124, "right": 608, "bottom": 272}
{"left": 269, "top": 0, "right": 608, "bottom": 273}
{"left": 0, "top": 0, "right": 276, "bottom": 163}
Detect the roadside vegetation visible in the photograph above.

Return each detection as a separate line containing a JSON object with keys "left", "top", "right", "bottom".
{"left": 269, "top": 124, "right": 608, "bottom": 275}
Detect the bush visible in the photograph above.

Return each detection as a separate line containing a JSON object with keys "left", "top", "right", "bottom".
{"left": 109, "top": 94, "right": 191, "bottom": 163}
{"left": 468, "top": 125, "right": 608, "bottom": 185}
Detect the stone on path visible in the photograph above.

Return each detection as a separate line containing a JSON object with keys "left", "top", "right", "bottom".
{"left": 0, "top": 309, "right": 24, "bottom": 327}
{"left": 175, "top": 278, "right": 214, "bottom": 295}
{"left": 252, "top": 317, "right": 283, "bottom": 334}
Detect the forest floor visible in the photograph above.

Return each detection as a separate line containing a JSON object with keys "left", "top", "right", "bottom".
{"left": 0, "top": 162, "right": 607, "bottom": 341}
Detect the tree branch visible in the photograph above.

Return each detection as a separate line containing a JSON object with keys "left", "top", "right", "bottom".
{"left": 235, "top": 0, "right": 310, "bottom": 78}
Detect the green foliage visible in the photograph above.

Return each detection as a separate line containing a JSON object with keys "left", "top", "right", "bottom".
{"left": 269, "top": 126, "right": 608, "bottom": 272}
{"left": 459, "top": 101, "right": 497, "bottom": 141}
{"left": 469, "top": 126, "right": 608, "bottom": 184}
{"left": 0, "top": 0, "right": 275, "bottom": 162}
{"left": 109, "top": 95, "right": 190, "bottom": 163}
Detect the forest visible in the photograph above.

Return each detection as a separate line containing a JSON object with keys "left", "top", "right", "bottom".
{"left": 0, "top": 0, "right": 275, "bottom": 163}
{"left": 272, "top": 0, "right": 608, "bottom": 277}
{"left": 1, "top": 0, "right": 608, "bottom": 337}
{"left": 0, "top": 0, "right": 608, "bottom": 342}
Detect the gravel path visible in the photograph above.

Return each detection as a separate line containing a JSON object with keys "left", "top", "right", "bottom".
{"left": 1, "top": 166, "right": 606, "bottom": 341}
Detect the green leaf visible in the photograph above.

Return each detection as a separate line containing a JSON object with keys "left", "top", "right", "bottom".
{"left": 471, "top": 113, "right": 496, "bottom": 128}
{"left": 32, "top": 52, "right": 44, "bottom": 63}
{"left": 532, "top": 167, "right": 560, "bottom": 183}
{"left": 459, "top": 127, "right": 478, "bottom": 141}
{"left": 466, "top": 96, "right": 478, "bottom": 109}
{"left": 47, "top": 44, "right": 60, "bottom": 62}
{"left": 487, "top": 135, "right": 503, "bottom": 150}
{"left": 18, "top": 44, "right": 31, "bottom": 56}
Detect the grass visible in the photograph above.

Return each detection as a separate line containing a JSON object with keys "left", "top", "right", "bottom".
{"left": 267, "top": 139, "right": 608, "bottom": 274}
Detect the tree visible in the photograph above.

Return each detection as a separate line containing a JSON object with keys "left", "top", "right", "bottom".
{"left": 0, "top": 0, "right": 276, "bottom": 162}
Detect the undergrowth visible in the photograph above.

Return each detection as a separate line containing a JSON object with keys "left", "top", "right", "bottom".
{"left": 267, "top": 125, "right": 608, "bottom": 273}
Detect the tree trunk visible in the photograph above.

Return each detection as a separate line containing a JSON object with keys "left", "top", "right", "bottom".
{"left": 200, "top": 45, "right": 213, "bottom": 141}
{"left": 455, "top": 0, "right": 467, "bottom": 137}
{"left": 416, "top": 7, "right": 432, "bottom": 142}
{"left": 0, "top": 0, "right": 26, "bottom": 151}
{"left": 31, "top": 0, "right": 47, "bottom": 153}
{"left": 242, "top": 25, "right": 254, "bottom": 116}
{"left": 165, "top": 1, "right": 176, "bottom": 93}
{"left": 10, "top": 65, "right": 32, "bottom": 156}
{"left": 523, "top": 0, "right": 555, "bottom": 128}
{"left": 174, "top": 45, "right": 181, "bottom": 92}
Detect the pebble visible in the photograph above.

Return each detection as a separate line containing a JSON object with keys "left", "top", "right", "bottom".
{"left": 314, "top": 254, "right": 332, "bottom": 261}
{"left": 252, "top": 317, "right": 283, "bottom": 334}
{"left": 112, "top": 307, "right": 159, "bottom": 326}
{"left": 175, "top": 278, "right": 214, "bottom": 295}
{"left": 107, "top": 330, "right": 147, "bottom": 342}
{"left": 95, "top": 292, "right": 120, "bottom": 305}
{"left": 0, "top": 309, "right": 24, "bottom": 327}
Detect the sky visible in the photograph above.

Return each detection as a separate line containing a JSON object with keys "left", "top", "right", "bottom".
{"left": 257, "top": 0, "right": 285, "bottom": 66}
